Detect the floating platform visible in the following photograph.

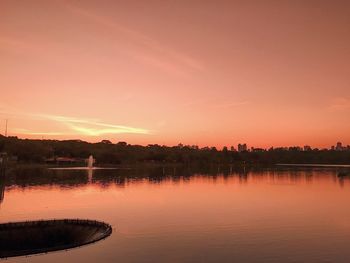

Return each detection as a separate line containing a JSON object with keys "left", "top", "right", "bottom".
{"left": 0, "top": 219, "right": 112, "bottom": 258}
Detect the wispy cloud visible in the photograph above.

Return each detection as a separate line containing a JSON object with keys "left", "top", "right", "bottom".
{"left": 67, "top": 125, "right": 143, "bottom": 136}
{"left": 63, "top": 2, "right": 204, "bottom": 75}
{"left": 38, "top": 114, "right": 151, "bottom": 136}
{"left": 1, "top": 105, "right": 151, "bottom": 137}
{"left": 1, "top": 3, "right": 204, "bottom": 76}
{"left": 13, "top": 128, "right": 65, "bottom": 136}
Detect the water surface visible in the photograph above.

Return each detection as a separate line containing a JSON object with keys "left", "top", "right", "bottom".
{"left": 1, "top": 167, "right": 350, "bottom": 262}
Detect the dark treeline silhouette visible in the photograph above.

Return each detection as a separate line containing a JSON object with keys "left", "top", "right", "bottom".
{"left": 1, "top": 135, "right": 350, "bottom": 165}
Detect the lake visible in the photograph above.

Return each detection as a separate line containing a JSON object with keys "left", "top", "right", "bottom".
{"left": 1, "top": 167, "right": 350, "bottom": 262}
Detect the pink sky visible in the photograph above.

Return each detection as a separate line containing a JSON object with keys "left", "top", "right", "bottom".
{"left": 1, "top": 1, "right": 350, "bottom": 148}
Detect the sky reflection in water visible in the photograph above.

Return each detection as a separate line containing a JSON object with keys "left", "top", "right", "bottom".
{"left": 1, "top": 167, "right": 350, "bottom": 263}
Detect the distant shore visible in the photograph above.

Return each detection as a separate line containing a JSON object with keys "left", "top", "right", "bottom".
{"left": 1, "top": 135, "right": 350, "bottom": 168}
{"left": 276, "top": 164, "right": 350, "bottom": 168}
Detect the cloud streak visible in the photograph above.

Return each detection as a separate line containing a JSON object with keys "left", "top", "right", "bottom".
{"left": 1, "top": 105, "right": 151, "bottom": 137}
{"left": 13, "top": 128, "right": 65, "bottom": 136}
{"left": 37, "top": 114, "right": 150, "bottom": 136}
{"left": 63, "top": 2, "right": 204, "bottom": 75}
{"left": 39, "top": 114, "right": 150, "bottom": 135}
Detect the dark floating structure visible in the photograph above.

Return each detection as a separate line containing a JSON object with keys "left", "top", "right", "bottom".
{"left": 0, "top": 219, "right": 112, "bottom": 258}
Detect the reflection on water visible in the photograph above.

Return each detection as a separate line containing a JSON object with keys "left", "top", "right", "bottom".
{"left": 1, "top": 166, "right": 350, "bottom": 262}
{"left": 1, "top": 165, "right": 349, "bottom": 190}
{"left": 0, "top": 181, "right": 4, "bottom": 204}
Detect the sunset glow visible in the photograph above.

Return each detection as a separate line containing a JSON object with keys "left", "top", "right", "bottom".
{"left": 1, "top": 1, "right": 350, "bottom": 148}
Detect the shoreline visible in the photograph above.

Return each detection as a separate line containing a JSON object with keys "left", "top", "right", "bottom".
{"left": 276, "top": 164, "right": 350, "bottom": 168}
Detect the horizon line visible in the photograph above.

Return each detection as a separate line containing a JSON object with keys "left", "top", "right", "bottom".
{"left": 0, "top": 134, "right": 348, "bottom": 151}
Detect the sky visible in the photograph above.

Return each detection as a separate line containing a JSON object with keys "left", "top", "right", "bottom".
{"left": 1, "top": 0, "right": 350, "bottom": 148}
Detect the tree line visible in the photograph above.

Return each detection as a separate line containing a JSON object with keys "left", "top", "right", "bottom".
{"left": 0, "top": 135, "right": 349, "bottom": 165}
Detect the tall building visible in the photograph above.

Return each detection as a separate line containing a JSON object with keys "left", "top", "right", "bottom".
{"left": 238, "top": 143, "right": 247, "bottom": 152}
{"left": 336, "top": 142, "right": 343, "bottom": 151}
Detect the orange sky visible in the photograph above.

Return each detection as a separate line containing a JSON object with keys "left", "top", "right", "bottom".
{"left": 1, "top": 0, "right": 350, "bottom": 148}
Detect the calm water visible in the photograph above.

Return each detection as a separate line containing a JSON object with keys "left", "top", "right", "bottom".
{"left": 1, "top": 167, "right": 350, "bottom": 262}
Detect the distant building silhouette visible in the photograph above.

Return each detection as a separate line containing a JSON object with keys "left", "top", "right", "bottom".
{"left": 336, "top": 142, "right": 343, "bottom": 151}
{"left": 238, "top": 143, "right": 247, "bottom": 152}
{"left": 329, "top": 142, "right": 349, "bottom": 151}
